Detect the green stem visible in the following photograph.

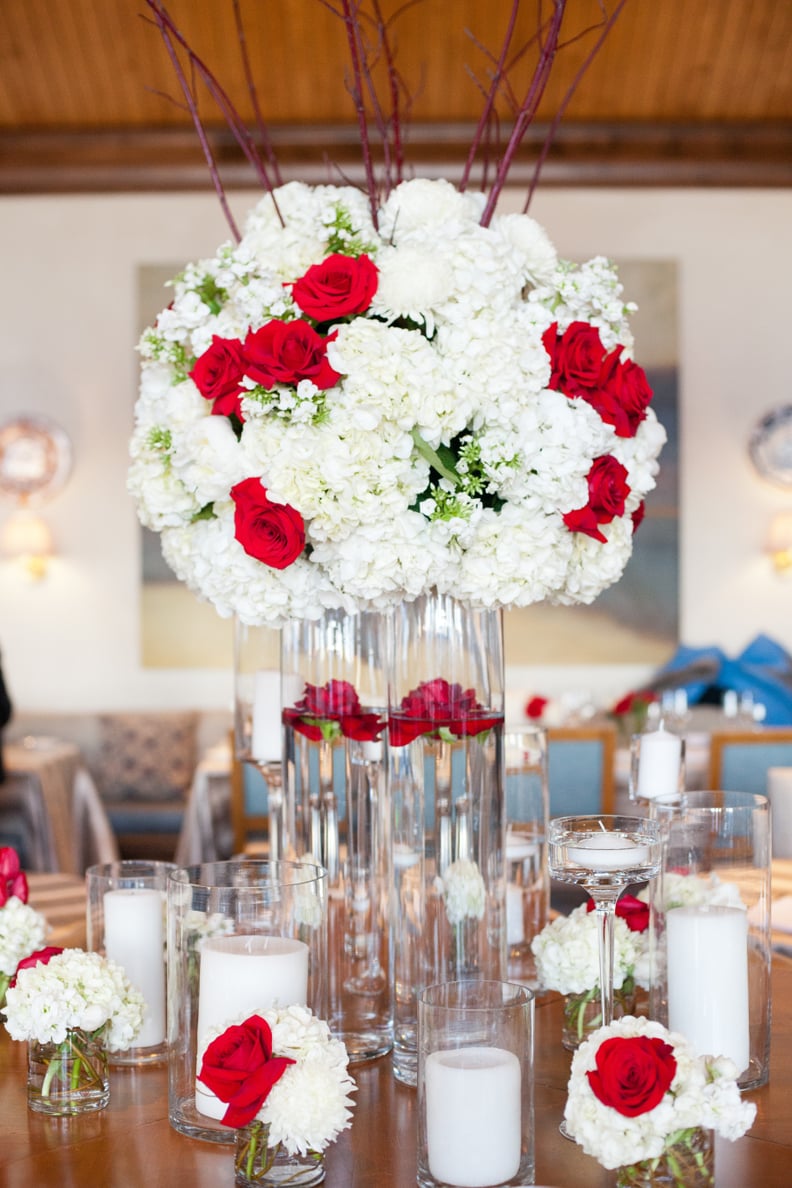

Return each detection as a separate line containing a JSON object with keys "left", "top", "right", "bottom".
{"left": 411, "top": 429, "right": 460, "bottom": 486}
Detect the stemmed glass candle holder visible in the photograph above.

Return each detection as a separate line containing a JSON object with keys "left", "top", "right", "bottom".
{"left": 548, "top": 816, "right": 662, "bottom": 1027}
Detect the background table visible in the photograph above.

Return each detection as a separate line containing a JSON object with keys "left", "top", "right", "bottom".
{"left": 2, "top": 957, "right": 791, "bottom": 1187}
{"left": 3, "top": 739, "right": 118, "bottom": 873}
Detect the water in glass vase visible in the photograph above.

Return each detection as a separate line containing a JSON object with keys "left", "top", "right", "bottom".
{"left": 388, "top": 717, "right": 507, "bottom": 1084}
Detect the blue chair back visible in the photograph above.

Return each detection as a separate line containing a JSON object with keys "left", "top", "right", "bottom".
{"left": 546, "top": 727, "right": 616, "bottom": 819}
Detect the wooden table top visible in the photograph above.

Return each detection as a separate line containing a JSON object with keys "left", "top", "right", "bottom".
{"left": 2, "top": 956, "right": 792, "bottom": 1188}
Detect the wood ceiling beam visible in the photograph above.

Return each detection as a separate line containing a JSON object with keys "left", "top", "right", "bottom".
{"left": 1, "top": 121, "right": 791, "bottom": 193}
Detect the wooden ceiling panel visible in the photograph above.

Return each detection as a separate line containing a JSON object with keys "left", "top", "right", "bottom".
{"left": 0, "top": 0, "right": 790, "bottom": 192}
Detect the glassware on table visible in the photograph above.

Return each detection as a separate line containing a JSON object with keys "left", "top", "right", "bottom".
{"left": 504, "top": 728, "right": 549, "bottom": 989}
{"left": 628, "top": 725, "right": 686, "bottom": 806}
{"left": 547, "top": 815, "right": 662, "bottom": 1030}
{"left": 417, "top": 980, "right": 534, "bottom": 1188}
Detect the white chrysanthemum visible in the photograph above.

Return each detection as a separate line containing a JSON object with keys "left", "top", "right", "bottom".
{"left": 378, "top": 178, "right": 485, "bottom": 240}
{"left": 563, "top": 1015, "right": 756, "bottom": 1169}
{"left": 531, "top": 903, "right": 640, "bottom": 995}
{"left": 369, "top": 244, "right": 455, "bottom": 334}
{"left": 495, "top": 212, "right": 559, "bottom": 286}
{"left": 256, "top": 1004, "right": 356, "bottom": 1155}
{"left": 3, "top": 948, "right": 145, "bottom": 1051}
{"left": 441, "top": 859, "right": 486, "bottom": 925}
{"left": 0, "top": 897, "right": 47, "bottom": 976}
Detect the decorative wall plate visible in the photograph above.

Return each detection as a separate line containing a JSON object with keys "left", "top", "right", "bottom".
{"left": 748, "top": 405, "right": 792, "bottom": 488}
{"left": 0, "top": 415, "right": 72, "bottom": 504}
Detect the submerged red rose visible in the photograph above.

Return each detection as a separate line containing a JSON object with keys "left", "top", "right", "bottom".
{"left": 284, "top": 680, "right": 384, "bottom": 742}
{"left": 587, "top": 893, "right": 649, "bottom": 933}
{"left": 389, "top": 678, "right": 502, "bottom": 746}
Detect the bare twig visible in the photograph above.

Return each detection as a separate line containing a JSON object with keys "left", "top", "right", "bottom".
{"left": 231, "top": 0, "right": 282, "bottom": 185}
{"left": 523, "top": 0, "right": 629, "bottom": 211}
{"left": 146, "top": 5, "right": 241, "bottom": 240}
{"left": 459, "top": 0, "right": 521, "bottom": 192}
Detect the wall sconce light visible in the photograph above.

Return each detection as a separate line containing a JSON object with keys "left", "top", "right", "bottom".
{"left": 1, "top": 509, "right": 54, "bottom": 579}
{"left": 0, "top": 413, "right": 72, "bottom": 579}
{"left": 767, "top": 511, "right": 792, "bottom": 573}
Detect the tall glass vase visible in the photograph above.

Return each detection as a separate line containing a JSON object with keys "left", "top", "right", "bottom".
{"left": 281, "top": 609, "right": 393, "bottom": 1063}
{"left": 387, "top": 592, "right": 507, "bottom": 1085}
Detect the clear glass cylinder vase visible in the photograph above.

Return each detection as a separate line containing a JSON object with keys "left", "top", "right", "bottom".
{"left": 387, "top": 592, "right": 507, "bottom": 1085}
{"left": 280, "top": 609, "right": 392, "bottom": 1064}
{"left": 234, "top": 1120, "right": 326, "bottom": 1186}
{"left": 27, "top": 1025, "right": 110, "bottom": 1115}
{"left": 616, "top": 1127, "right": 714, "bottom": 1188}
{"left": 561, "top": 981, "right": 636, "bottom": 1051}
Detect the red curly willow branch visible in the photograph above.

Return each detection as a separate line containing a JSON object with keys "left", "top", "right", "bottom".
{"left": 459, "top": 0, "right": 522, "bottom": 194}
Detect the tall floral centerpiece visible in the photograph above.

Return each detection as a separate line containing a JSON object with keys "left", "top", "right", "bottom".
{"left": 129, "top": 0, "right": 666, "bottom": 1095}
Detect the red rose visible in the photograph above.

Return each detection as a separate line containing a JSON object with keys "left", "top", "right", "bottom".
{"left": 587, "top": 893, "right": 649, "bottom": 933}
{"left": 543, "top": 321, "right": 605, "bottom": 394}
{"left": 189, "top": 335, "right": 247, "bottom": 421}
{"left": 587, "top": 1034, "right": 677, "bottom": 1117}
{"left": 285, "top": 680, "right": 384, "bottom": 742}
{"left": 583, "top": 349, "right": 653, "bottom": 438}
{"left": 0, "top": 847, "right": 27, "bottom": 907}
{"left": 562, "top": 454, "right": 630, "bottom": 543}
{"left": 9, "top": 945, "right": 64, "bottom": 988}
{"left": 291, "top": 253, "right": 378, "bottom": 321}
{"left": 231, "top": 477, "right": 305, "bottom": 569}
{"left": 243, "top": 319, "right": 341, "bottom": 390}
{"left": 525, "top": 696, "right": 549, "bottom": 720}
{"left": 389, "top": 678, "right": 502, "bottom": 746}
{"left": 631, "top": 501, "right": 646, "bottom": 532}
{"left": 612, "top": 690, "right": 656, "bottom": 716}
{"left": 198, "top": 1013, "right": 295, "bottom": 1129}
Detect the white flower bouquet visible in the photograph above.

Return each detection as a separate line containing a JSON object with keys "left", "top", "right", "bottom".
{"left": 3, "top": 947, "right": 145, "bottom": 1051}
{"left": 198, "top": 1005, "right": 355, "bottom": 1180}
{"left": 129, "top": 178, "right": 665, "bottom": 628}
{"left": 564, "top": 1015, "right": 756, "bottom": 1186}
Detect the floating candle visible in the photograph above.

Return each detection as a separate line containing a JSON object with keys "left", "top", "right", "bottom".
{"left": 425, "top": 1046, "right": 522, "bottom": 1187}
{"left": 566, "top": 832, "right": 650, "bottom": 871}
{"left": 251, "top": 669, "right": 281, "bottom": 761}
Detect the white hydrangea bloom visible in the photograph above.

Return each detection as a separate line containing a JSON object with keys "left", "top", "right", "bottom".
{"left": 564, "top": 1015, "right": 756, "bottom": 1169}
{"left": 531, "top": 902, "right": 640, "bottom": 994}
{"left": 3, "top": 948, "right": 145, "bottom": 1051}
{"left": 441, "top": 859, "right": 487, "bottom": 925}
{"left": 0, "top": 897, "right": 47, "bottom": 976}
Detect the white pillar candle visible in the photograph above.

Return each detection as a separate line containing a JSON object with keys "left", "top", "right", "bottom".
{"left": 567, "top": 833, "right": 649, "bottom": 870}
{"left": 768, "top": 767, "right": 792, "bottom": 859}
{"left": 195, "top": 934, "right": 309, "bottom": 1119}
{"left": 103, "top": 888, "right": 165, "bottom": 1048}
{"left": 251, "top": 669, "right": 281, "bottom": 761}
{"left": 425, "top": 1046, "right": 522, "bottom": 1187}
{"left": 636, "top": 728, "right": 683, "bottom": 800}
{"left": 667, "top": 905, "right": 750, "bottom": 1075}
{"left": 506, "top": 883, "right": 524, "bottom": 945}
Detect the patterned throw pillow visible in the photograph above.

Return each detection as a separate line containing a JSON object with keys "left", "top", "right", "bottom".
{"left": 95, "top": 712, "right": 198, "bottom": 801}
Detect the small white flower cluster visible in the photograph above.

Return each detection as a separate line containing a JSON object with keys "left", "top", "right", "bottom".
{"left": 256, "top": 1004, "right": 356, "bottom": 1156}
{"left": 638, "top": 870, "right": 745, "bottom": 912}
{"left": 441, "top": 858, "right": 487, "bottom": 925}
{"left": 182, "top": 909, "right": 235, "bottom": 948}
{"left": 129, "top": 178, "right": 665, "bottom": 627}
{"left": 3, "top": 948, "right": 145, "bottom": 1051}
{"left": 531, "top": 902, "right": 641, "bottom": 995}
{"left": 564, "top": 1015, "right": 756, "bottom": 1169}
{"left": 0, "top": 896, "right": 47, "bottom": 976}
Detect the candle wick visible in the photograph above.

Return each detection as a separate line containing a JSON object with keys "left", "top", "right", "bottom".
{"left": 597, "top": 820, "right": 606, "bottom": 832}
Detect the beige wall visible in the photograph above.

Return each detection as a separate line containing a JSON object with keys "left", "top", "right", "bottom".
{"left": 1, "top": 188, "right": 791, "bottom": 714}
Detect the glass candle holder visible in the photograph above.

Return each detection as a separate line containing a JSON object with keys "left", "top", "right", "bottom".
{"left": 417, "top": 980, "right": 534, "bottom": 1188}
{"left": 504, "top": 728, "right": 549, "bottom": 989}
{"left": 167, "top": 858, "right": 328, "bottom": 1143}
{"left": 647, "top": 790, "right": 771, "bottom": 1089}
{"left": 86, "top": 859, "right": 176, "bottom": 1066}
